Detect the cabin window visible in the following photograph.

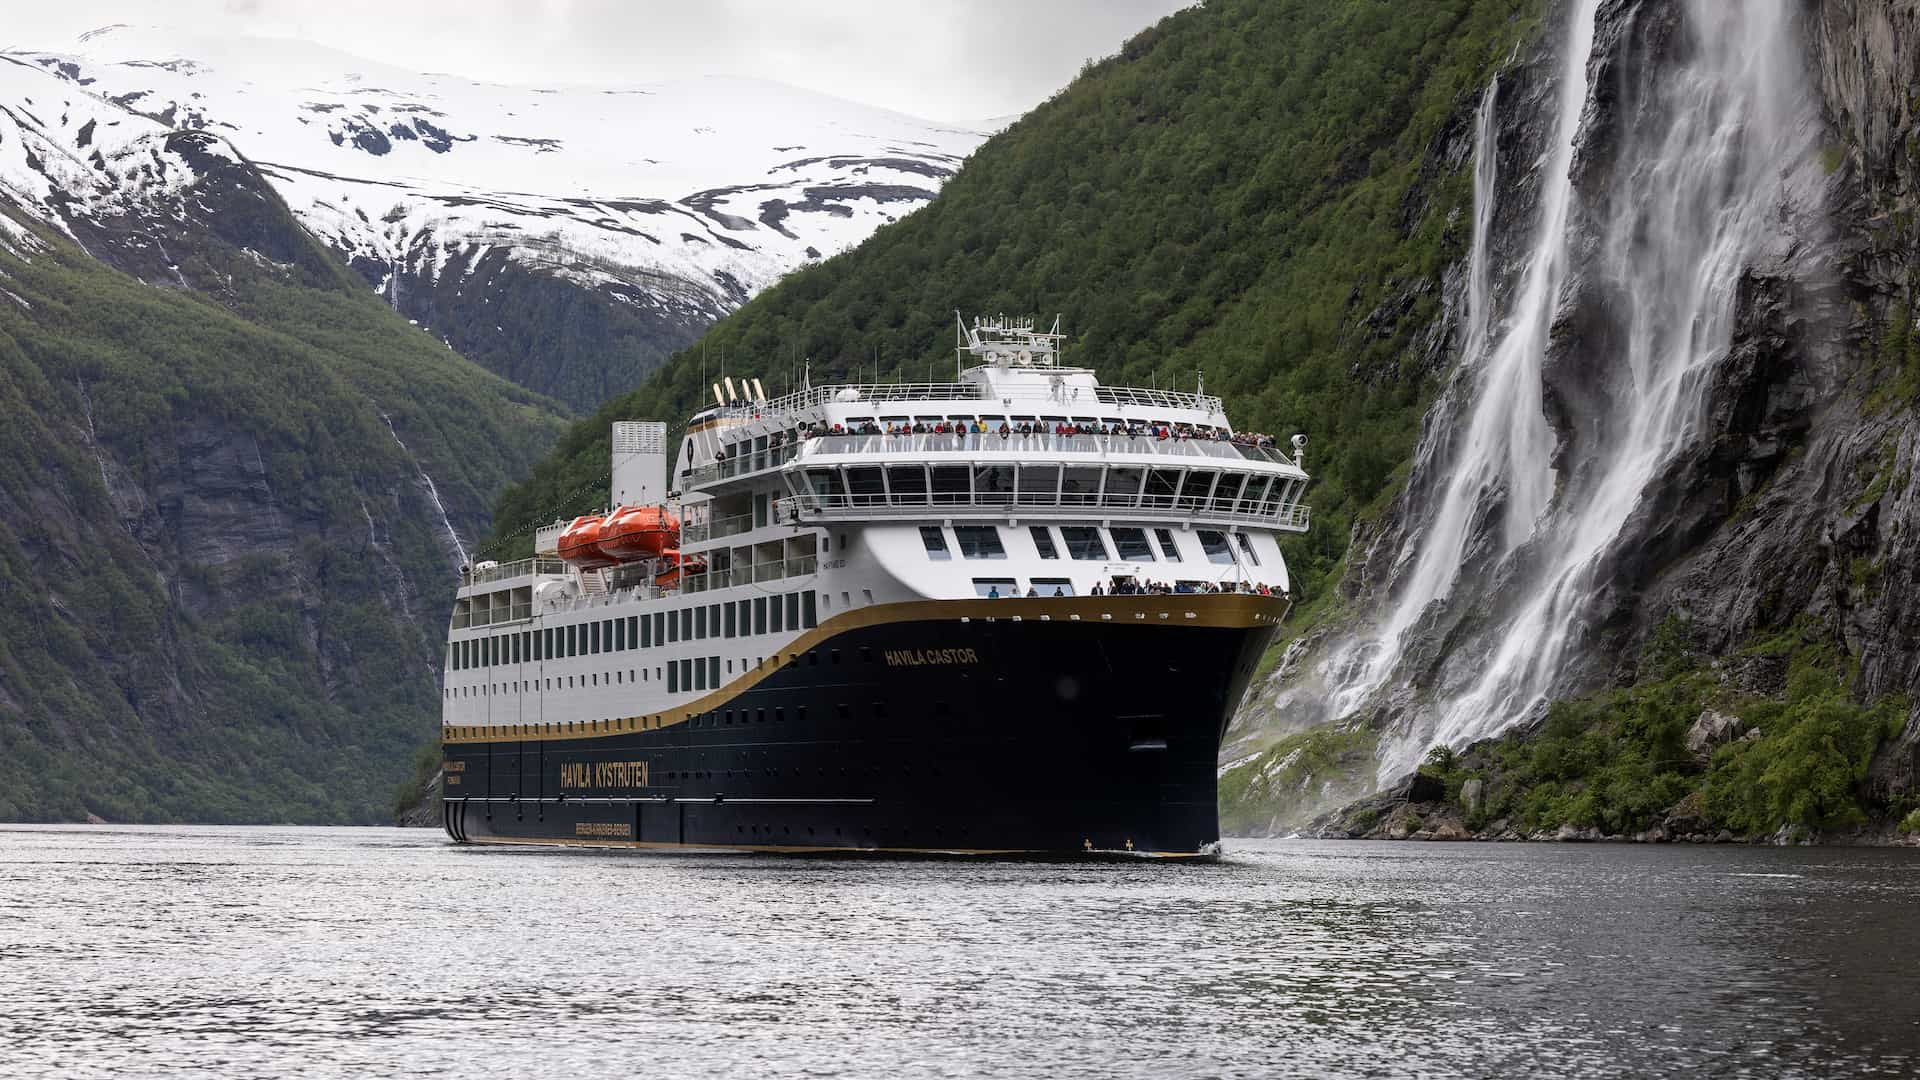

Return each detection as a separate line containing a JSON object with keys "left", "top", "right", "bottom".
{"left": 771, "top": 594, "right": 785, "bottom": 633}
{"left": 681, "top": 609, "right": 693, "bottom": 640}
{"left": 920, "top": 526, "right": 951, "bottom": 560}
{"left": 738, "top": 599, "right": 752, "bottom": 635}
{"left": 709, "top": 656, "right": 720, "bottom": 689}
{"left": 1030, "top": 526, "right": 1059, "bottom": 559}
{"left": 1198, "top": 530, "right": 1235, "bottom": 565}
{"left": 786, "top": 593, "right": 801, "bottom": 629}
{"left": 1111, "top": 527, "right": 1155, "bottom": 562}
{"left": 566, "top": 625, "right": 577, "bottom": 657}
{"left": 1236, "top": 532, "right": 1262, "bottom": 566}
{"left": 954, "top": 526, "right": 1006, "bottom": 560}
{"left": 627, "top": 616, "right": 638, "bottom": 650}
{"left": 667, "top": 612, "right": 678, "bottom": 644}
{"left": 1154, "top": 528, "right": 1182, "bottom": 562}
{"left": 1061, "top": 526, "right": 1110, "bottom": 561}
{"left": 1033, "top": 577, "right": 1074, "bottom": 597}
{"left": 667, "top": 663, "right": 678, "bottom": 693}
{"left": 755, "top": 597, "right": 767, "bottom": 634}
{"left": 725, "top": 604, "right": 737, "bottom": 638}
{"left": 695, "top": 659, "right": 708, "bottom": 691}
{"left": 653, "top": 612, "right": 665, "bottom": 645}
{"left": 681, "top": 658, "right": 694, "bottom": 690}
{"left": 695, "top": 607, "right": 707, "bottom": 640}
{"left": 803, "top": 592, "right": 818, "bottom": 628}
{"left": 971, "top": 578, "right": 1017, "bottom": 598}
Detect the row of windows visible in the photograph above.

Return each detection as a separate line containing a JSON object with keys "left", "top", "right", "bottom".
{"left": 920, "top": 525, "right": 1258, "bottom": 567}
{"left": 450, "top": 591, "right": 817, "bottom": 672}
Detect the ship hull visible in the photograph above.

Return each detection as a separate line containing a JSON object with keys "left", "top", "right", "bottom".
{"left": 441, "top": 594, "right": 1286, "bottom": 856}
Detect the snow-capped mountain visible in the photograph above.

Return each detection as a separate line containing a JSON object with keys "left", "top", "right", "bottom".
{"left": 4, "top": 25, "right": 984, "bottom": 407}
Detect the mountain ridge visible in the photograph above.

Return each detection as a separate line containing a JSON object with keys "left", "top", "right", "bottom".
{"left": 6, "top": 24, "right": 984, "bottom": 409}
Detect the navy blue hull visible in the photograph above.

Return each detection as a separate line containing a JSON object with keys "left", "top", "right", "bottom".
{"left": 441, "top": 594, "right": 1286, "bottom": 855}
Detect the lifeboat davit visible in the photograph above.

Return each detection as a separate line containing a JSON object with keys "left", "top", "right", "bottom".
{"left": 653, "top": 549, "right": 706, "bottom": 588}
{"left": 596, "top": 505, "right": 680, "bottom": 562}
{"left": 557, "top": 514, "right": 619, "bottom": 569}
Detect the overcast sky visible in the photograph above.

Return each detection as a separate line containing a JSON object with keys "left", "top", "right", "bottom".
{"left": 4, "top": 0, "right": 1190, "bottom": 122}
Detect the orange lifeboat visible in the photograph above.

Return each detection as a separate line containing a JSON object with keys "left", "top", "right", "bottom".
{"left": 557, "top": 514, "right": 619, "bottom": 569}
{"left": 596, "top": 505, "right": 680, "bottom": 562}
{"left": 653, "top": 549, "right": 706, "bottom": 588}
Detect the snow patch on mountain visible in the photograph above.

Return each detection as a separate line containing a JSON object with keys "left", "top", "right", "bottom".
{"left": 5, "top": 26, "right": 983, "bottom": 319}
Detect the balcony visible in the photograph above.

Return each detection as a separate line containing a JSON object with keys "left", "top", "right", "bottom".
{"left": 809, "top": 431, "right": 1300, "bottom": 469}
{"left": 464, "top": 557, "right": 567, "bottom": 587}
{"left": 777, "top": 491, "right": 1310, "bottom": 532}
{"left": 710, "top": 381, "right": 1227, "bottom": 424}
{"left": 680, "top": 554, "right": 819, "bottom": 595}
{"left": 681, "top": 511, "right": 755, "bottom": 545}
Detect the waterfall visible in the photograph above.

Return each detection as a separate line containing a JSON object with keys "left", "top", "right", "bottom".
{"left": 380, "top": 411, "right": 470, "bottom": 567}
{"left": 1304, "top": 0, "right": 1823, "bottom": 780}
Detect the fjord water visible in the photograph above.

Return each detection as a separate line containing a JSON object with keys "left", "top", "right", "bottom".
{"left": 1310, "top": 0, "right": 1823, "bottom": 777}
{"left": 3, "top": 827, "right": 1917, "bottom": 1078}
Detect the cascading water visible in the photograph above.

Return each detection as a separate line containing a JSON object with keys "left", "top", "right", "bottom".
{"left": 1303, "top": 0, "right": 1823, "bottom": 780}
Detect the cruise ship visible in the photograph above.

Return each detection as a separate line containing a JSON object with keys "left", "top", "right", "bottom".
{"left": 438, "top": 316, "right": 1311, "bottom": 855}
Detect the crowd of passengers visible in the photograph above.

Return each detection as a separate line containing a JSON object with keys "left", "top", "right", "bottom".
{"left": 985, "top": 578, "right": 1282, "bottom": 599}
{"left": 789, "top": 419, "right": 1282, "bottom": 448}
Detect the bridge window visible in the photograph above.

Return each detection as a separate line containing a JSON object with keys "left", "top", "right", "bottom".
{"left": 1061, "top": 527, "right": 1109, "bottom": 561}
{"left": 921, "top": 526, "right": 951, "bottom": 560}
{"left": 1017, "top": 466, "right": 1059, "bottom": 503}
{"left": 888, "top": 466, "right": 929, "bottom": 504}
{"left": 1060, "top": 467, "right": 1101, "bottom": 507}
{"left": 1111, "top": 527, "right": 1155, "bottom": 562}
{"left": 1105, "top": 467, "right": 1145, "bottom": 507}
{"left": 847, "top": 467, "right": 885, "bottom": 499}
{"left": 1030, "top": 526, "right": 1059, "bottom": 559}
{"left": 1198, "top": 530, "right": 1235, "bottom": 565}
{"left": 931, "top": 466, "right": 971, "bottom": 505}
{"left": 954, "top": 526, "right": 1006, "bottom": 560}
{"left": 1144, "top": 469, "right": 1180, "bottom": 509}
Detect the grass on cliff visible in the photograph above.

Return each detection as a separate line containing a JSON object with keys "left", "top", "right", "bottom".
{"left": 485, "top": 0, "right": 1546, "bottom": 597}
{"left": 1418, "top": 618, "right": 1911, "bottom": 837}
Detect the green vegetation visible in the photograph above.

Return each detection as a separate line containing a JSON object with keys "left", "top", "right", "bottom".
{"left": 1218, "top": 726, "right": 1378, "bottom": 834}
{"left": 0, "top": 203, "right": 563, "bottom": 823}
{"left": 488, "top": 0, "right": 1546, "bottom": 601}
{"left": 1413, "top": 619, "right": 1911, "bottom": 837}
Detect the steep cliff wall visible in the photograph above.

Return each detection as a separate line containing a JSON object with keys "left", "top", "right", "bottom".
{"left": 1246, "top": 0, "right": 1920, "bottom": 840}
{"left": 0, "top": 61, "right": 565, "bottom": 821}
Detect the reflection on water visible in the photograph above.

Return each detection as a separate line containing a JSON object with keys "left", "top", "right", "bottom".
{"left": 1, "top": 828, "right": 1916, "bottom": 1078}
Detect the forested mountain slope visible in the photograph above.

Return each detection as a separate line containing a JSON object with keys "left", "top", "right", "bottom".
{"left": 486, "top": 0, "right": 1541, "bottom": 576}
{"left": 0, "top": 58, "right": 564, "bottom": 821}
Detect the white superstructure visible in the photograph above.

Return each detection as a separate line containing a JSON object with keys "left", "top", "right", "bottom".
{"left": 441, "top": 315, "right": 1310, "bottom": 733}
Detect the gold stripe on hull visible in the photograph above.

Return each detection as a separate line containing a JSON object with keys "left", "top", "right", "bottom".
{"left": 445, "top": 592, "right": 1289, "bottom": 745}
{"left": 461, "top": 833, "right": 1218, "bottom": 859}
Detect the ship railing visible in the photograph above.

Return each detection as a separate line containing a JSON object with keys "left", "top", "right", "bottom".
{"left": 681, "top": 511, "right": 755, "bottom": 544}
{"left": 778, "top": 492, "right": 1310, "bottom": 532}
{"left": 713, "top": 382, "right": 1226, "bottom": 425}
{"left": 688, "top": 440, "right": 803, "bottom": 488}
{"left": 464, "top": 557, "right": 568, "bottom": 587}
{"left": 806, "top": 432, "right": 1300, "bottom": 469}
